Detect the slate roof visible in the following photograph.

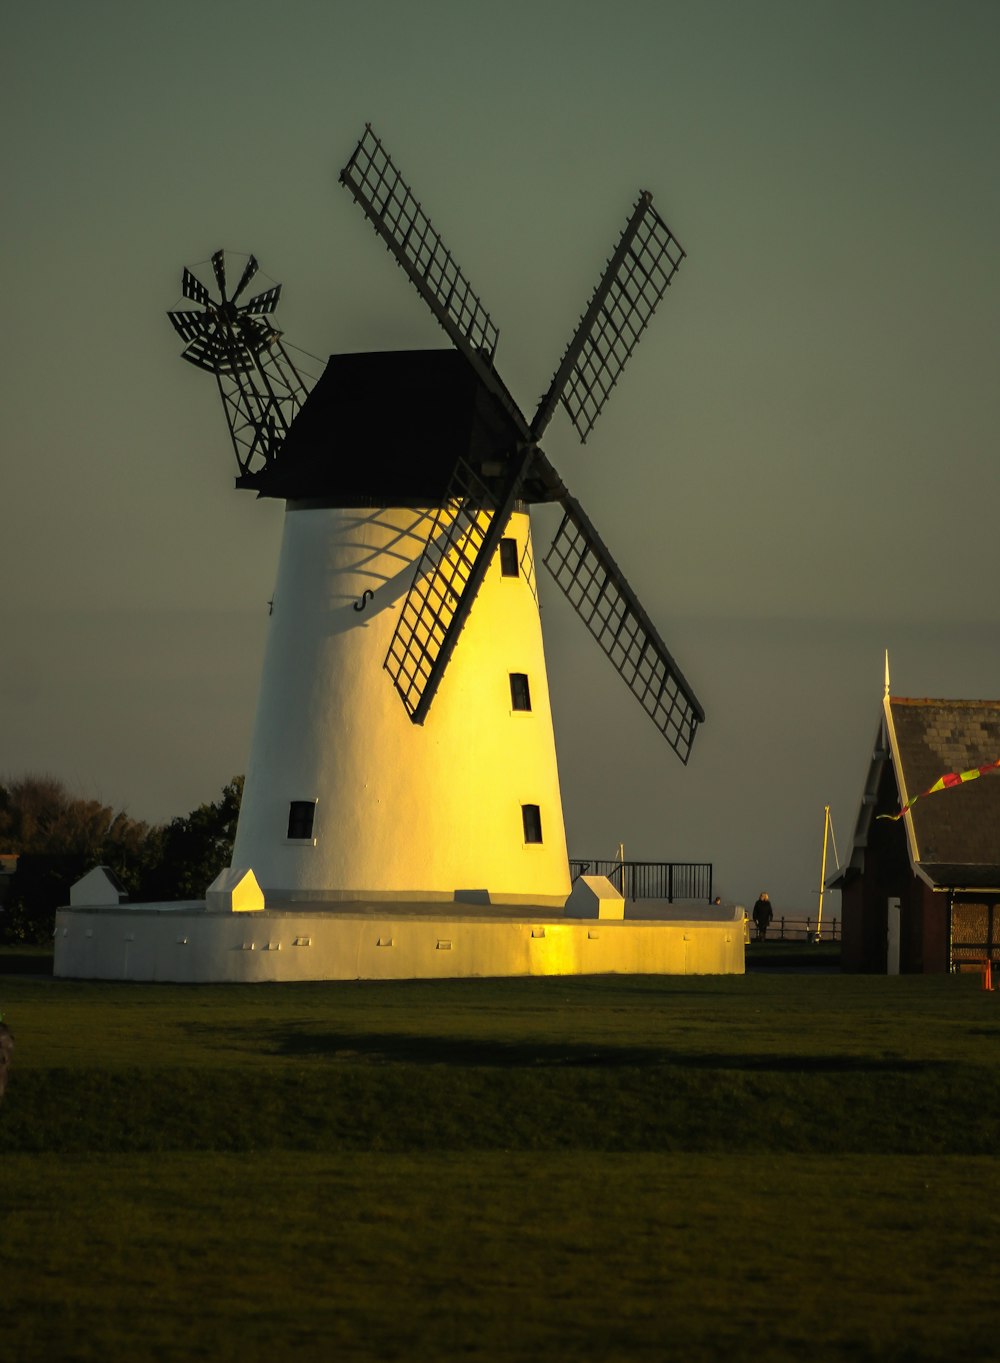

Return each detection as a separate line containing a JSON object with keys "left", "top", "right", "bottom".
{"left": 890, "top": 697, "right": 1000, "bottom": 888}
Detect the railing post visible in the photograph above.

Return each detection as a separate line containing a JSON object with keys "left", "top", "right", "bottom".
{"left": 668, "top": 863, "right": 674, "bottom": 903}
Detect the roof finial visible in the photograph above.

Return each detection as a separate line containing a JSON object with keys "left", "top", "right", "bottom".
{"left": 884, "top": 649, "right": 891, "bottom": 698}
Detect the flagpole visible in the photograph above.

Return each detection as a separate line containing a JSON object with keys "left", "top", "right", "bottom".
{"left": 816, "top": 806, "right": 830, "bottom": 943}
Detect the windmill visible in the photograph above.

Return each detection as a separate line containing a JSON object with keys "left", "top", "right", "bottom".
{"left": 167, "top": 126, "right": 704, "bottom": 911}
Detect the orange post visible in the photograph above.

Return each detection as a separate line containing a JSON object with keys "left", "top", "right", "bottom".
{"left": 983, "top": 958, "right": 993, "bottom": 991}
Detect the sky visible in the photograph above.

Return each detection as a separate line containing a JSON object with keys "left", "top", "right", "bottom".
{"left": 3, "top": 0, "right": 999, "bottom": 914}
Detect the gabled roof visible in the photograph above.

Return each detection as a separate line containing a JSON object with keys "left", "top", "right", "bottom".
{"left": 834, "top": 695, "right": 1000, "bottom": 891}
{"left": 890, "top": 698, "right": 1000, "bottom": 886}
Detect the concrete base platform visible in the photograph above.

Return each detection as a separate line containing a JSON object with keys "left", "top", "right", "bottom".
{"left": 53, "top": 900, "right": 745, "bottom": 982}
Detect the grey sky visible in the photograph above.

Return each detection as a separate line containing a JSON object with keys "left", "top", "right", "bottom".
{"left": 3, "top": 0, "right": 998, "bottom": 912}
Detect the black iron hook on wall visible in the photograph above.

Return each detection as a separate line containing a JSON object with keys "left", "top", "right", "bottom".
{"left": 353, "top": 589, "right": 374, "bottom": 613}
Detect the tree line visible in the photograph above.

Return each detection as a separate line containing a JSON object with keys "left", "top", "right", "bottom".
{"left": 0, "top": 775, "right": 243, "bottom": 943}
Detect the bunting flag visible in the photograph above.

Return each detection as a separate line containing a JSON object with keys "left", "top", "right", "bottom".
{"left": 877, "top": 758, "right": 1000, "bottom": 821}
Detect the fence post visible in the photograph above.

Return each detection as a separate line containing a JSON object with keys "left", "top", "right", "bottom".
{"left": 668, "top": 863, "right": 674, "bottom": 903}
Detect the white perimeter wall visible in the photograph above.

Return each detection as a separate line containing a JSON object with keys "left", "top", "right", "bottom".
{"left": 232, "top": 506, "right": 570, "bottom": 906}
{"left": 54, "top": 906, "right": 745, "bottom": 982}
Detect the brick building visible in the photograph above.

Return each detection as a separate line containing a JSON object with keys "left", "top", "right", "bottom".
{"left": 831, "top": 688, "right": 1000, "bottom": 974}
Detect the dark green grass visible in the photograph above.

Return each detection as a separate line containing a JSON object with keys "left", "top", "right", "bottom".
{"left": 2, "top": 971, "right": 999, "bottom": 1361}
{"left": 747, "top": 938, "right": 841, "bottom": 967}
{"left": 0, "top": 945, "right": 53, "bottom": 976}
{"left": 5, "top": 1152, "right": 999, "bottom": 1363}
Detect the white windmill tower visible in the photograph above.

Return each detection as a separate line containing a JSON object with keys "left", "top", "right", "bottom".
{"left": 167, "top": 125, "right": 704, "bottom": 914}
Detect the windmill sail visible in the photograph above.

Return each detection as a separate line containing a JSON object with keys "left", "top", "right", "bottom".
{"left": 533, "top": 193, "right": 684, "bottom": 443}
{"left": 182, "top": 267, "right": 211, "bottom": 307}
{"left": 340, "top": 125, "right": 527, "bottom": 436}
{"left": 384, "top": 452, "right": 532, "bottom": 722}
{"left": 231, "top": 253, "right": 259, "bottom": 304}
{"left": 543, "top": 495, "right": 703, "bottom": 763}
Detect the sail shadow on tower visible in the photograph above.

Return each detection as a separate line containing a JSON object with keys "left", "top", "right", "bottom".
{"left": 168, "top": 127, "right": 705, "bottom": 912}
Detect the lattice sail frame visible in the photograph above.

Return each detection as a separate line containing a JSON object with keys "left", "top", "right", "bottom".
{"left": 384, "top": 455, "right": 531, "bottom": 723}
{"left": 340, "top": 126, "right": 508, "bottom": 399}
{"left": 534, "top": 194, "right": 685, "bottom": 444}
{"left": 543, "top": 497, "right": 704, "bottom": 763}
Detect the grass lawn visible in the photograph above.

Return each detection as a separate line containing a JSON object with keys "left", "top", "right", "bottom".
{"left": 1, "top": 964, "right": 999, "bottom": 1362}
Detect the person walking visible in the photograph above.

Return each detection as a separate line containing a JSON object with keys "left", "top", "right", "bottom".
{"left": 752, "top": 892, "right": 773, "bottom": 942}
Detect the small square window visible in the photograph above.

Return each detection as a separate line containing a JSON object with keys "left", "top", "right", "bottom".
{"left": 522, "top": 804, "right": 543, "bottom": 844}
{"left": 510, "top": 672, "right": 532, "bottom": 712}
{"left": 287, "top": 800, "right": 316, "bottom": 840}
{"left": 499, "top": 538, "right": 519, "bottom": 577}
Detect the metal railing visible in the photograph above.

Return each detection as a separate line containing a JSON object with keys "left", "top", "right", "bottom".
{"left": 749, "top": 916, "right": 840, "bottom": 942}
{"left": 569, "top": 860, "right": 713, "bottom": 903}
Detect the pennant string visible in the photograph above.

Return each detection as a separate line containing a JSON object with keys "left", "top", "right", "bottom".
{"left": 877, "top": 758, "right": 1000, "bottom": 821}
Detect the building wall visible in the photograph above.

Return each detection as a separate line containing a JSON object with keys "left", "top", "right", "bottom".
{"left": 950, "top": 899, "right": 1000, "bottom": 970}
{"left": 841, "top": 759, "right": 928, "bottom": 973}
{"left": 840, "top": 880, "right": 871, "bottom": 972}
{"left": 841, "top": 761, "right": 950, "bottom": 974}
{"left": 909, "top": 883, "right": 948, "bottom": 974}
{"left": 926, "top": 891, "right": 950, "bottom": 973}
